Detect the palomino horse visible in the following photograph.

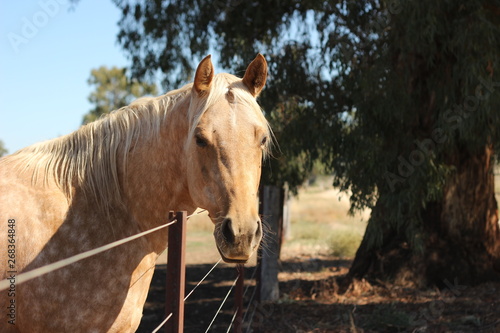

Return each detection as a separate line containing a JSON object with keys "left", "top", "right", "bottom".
{"left": 0, "top": 54, "right": 270, "bottom": 332}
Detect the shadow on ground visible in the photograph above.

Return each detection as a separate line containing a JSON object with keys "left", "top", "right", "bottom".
{"left": 138, "top": 257, "right": 500, "bottom": 333}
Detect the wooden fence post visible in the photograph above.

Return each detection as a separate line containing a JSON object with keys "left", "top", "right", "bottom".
{"left": 257, "top": 185, "right": 284, "bottom": 302}
{"left": 165, "top": 211, "right": 187, "bottom": 333}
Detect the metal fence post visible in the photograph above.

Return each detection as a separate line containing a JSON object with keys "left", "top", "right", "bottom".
{"left": 234, "top": 264, "right": 244, "bottom": 333}
{"left": 165, "top": 211, "right": 187, "bottom": 333}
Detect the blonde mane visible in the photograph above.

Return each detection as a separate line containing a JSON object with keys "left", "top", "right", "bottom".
{"left": 1, "top": 85, "right": 190, "bottom": 210}
{"left": 1, "top": 73, "right": 271, "bottom": 211}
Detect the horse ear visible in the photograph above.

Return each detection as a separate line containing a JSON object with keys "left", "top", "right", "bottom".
{"left": 242, "top": 53, "right": 268, "bottom": 97}
{"left": 193, "top": 55, "right": 214, "bottom": 95}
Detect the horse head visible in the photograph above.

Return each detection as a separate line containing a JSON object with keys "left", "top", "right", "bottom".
{"left": 186, "top": 54, "right": 269, "bottom": 263}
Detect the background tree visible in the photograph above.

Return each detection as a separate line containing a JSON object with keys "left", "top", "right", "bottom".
{"left": 110, "top": 0, "right": 500, "bottom": 286}
{"left": 0, "top": 140, "right": 7, "bottom": 157}
{"left": 82, "top": 66, "right": 157, "bottom": 124}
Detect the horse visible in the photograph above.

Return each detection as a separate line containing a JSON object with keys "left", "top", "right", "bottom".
{"left": 0, "top": 54, "right": 270, "bottom": 332}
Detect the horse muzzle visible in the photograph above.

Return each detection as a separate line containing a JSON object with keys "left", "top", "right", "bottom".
{"left": 214, "top": 217, "right": 262, "bottom": 263}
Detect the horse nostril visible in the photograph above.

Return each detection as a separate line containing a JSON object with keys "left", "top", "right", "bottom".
{"left": 221, "top": 218, "right": 235, "bottom": 244}
{"left": 255, "top": 220, "right": 262, "bottom": 239}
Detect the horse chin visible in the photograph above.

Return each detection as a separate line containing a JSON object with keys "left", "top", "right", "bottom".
{"left": 221, "top": 256, "right": 248, "bottom": 264}
{"left": 216, "top": 246, "right": 250, "bottom": 264}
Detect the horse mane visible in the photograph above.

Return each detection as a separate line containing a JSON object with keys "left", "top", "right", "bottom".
{"left": 1, "top": 73, "right": 271, "bottom": 210}
{"left": 2, "top": 84, "right": 190, "bottom": 209}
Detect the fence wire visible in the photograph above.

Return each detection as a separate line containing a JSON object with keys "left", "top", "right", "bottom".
{"left": 0, "top": 210, "right": 208, "bottom": 292}
{"left": 185, "top": 258, "right": 223, "bottom": 301}
{"left": 204, "top": 275, "right": 239, "bottom": 333}
{"left": 0, "top": 219, "right": 177, "bottom": 291}
{"left": 150, "top": 257, "right": 222, "bottom": 333}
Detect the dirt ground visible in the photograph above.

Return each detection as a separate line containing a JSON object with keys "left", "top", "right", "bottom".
{"left": 136, "top": 253, "right": 500, "bottom": 333}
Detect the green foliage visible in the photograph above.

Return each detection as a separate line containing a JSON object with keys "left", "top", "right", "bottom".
{"left": 0, "top": 140, "right": 7, "bottom": 157}
{"left": 110, "top": 0, "right": 500, "bottom": 253}
{"left": 82, "top": 66, "right": 157, "bottom": 124}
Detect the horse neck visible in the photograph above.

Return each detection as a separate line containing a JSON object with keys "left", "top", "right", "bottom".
{"left": 121, "top": 93, "right": 196, "bottom": 250}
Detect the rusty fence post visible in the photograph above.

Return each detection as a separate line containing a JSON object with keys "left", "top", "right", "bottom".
{"left": 165, "top": 211, "right": 187, "bottom": 333}
{"left": 233, "top": 264, "right": 244, "bottom": 333}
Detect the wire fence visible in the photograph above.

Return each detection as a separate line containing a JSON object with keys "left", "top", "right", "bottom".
{"left": 0, "top": 219, "right": 179, "bottom": 291}
{"left": 1, "top": 209, "right": 262, "bottom": 333}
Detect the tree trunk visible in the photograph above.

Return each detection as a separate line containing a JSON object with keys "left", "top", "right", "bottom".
{"left": 347, "top": 145, "right": 500, "bottom": 287}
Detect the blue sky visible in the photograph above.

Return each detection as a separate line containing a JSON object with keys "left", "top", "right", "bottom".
{"left": 1, "top": 0, "right": 129, "bottom": 153}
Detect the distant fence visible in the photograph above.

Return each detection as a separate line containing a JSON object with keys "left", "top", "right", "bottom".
{"left": 495, "top": 167, "right": 500, "bottom": 196}
{"left": 256, "top": 185, "right": 288, "bottom": 302}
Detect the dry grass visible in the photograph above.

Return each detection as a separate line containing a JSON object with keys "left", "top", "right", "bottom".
{"left": 282, "top": 176, "right": 369, "bottom": 259}
{"left": 328, "top": 231, "right": 363, "bottom": 258}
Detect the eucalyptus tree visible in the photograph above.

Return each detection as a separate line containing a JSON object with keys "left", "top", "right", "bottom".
{"left": 109, "top": 0, "right": 500, "bottom": 286}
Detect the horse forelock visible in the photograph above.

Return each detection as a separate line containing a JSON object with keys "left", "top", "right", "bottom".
{"left": 186, "top": 73, "right": 272, "bottom": 157}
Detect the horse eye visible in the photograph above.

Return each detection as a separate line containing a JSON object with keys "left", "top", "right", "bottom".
{"left": 195, "top": 135, "right": 208, "bottom": 148}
